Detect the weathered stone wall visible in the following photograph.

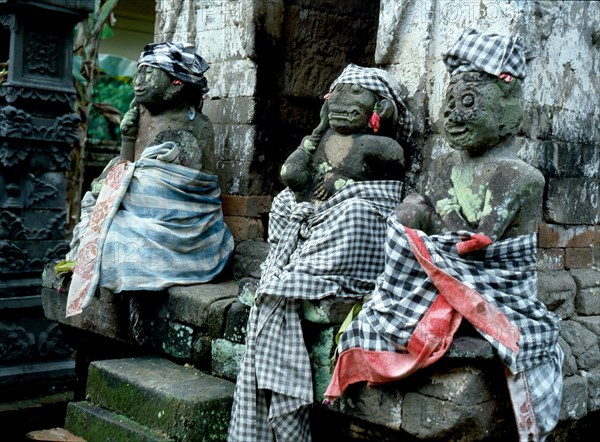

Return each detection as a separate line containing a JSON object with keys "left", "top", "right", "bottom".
{"left": 154, "top": 0, "right": 379, "bottom": 242}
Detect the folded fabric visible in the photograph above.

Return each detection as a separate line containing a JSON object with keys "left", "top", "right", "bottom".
{"left": 326, "top": 217, "right": 562, "bottom": 439}
{"left": 66, "top": 142, "right": 233, "bottom": 317}
{"left": 228, "top": 180, "right": 403, "bottom": 442}
{"left": 443, "top": 28, "right": 527, "bottom": 79}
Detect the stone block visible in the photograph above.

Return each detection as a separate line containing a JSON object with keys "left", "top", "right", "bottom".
{"left": 223, "top": 301, "right": 251, "bottom": 344}
{"left": 232, "top": 240, "right": 270, "bottom": 279}
{"left": 559, "top": 375, "right": 588, "bottom": 421}
{"left": 584, "top": 369, "right": 600, "bottom": 412}
{"left": 203, "top": 97, "right": 257, "bottom": 125}
{"left": 165, "top": 282, "right": 238, "bottom": 329}
{"left": 571, "top": 269, "right": 600, "bottom": 315}
{"left": 545, "top": 178, "right": 598, "bottom": 224}
{"left": 558, "top": 337, "right": 578, "bottom": 377}
{"left": 207, "top": 297, "right": 236, "bottom": 338}
{"left": 336, "top": 383, "right": 403, "bottom": 431}
{"left": 86, "top": 356, "right": 234, "bottom": 441}
{"left": 221, "top": 194, "right": 272, "bottom": 217}
{"left": 216, "top": 159, "right": 264, "bottom": 195}
{"left": 533, "top": 140, "right": 598, "bottom": 178}
{"left": 560, "top": 320, "right": 600, "bottom": 371}
{"left": 211, "top": 338, "right": 245, "bottom": 382}
{"left": 538, "top": 223, "right": 598, "bottom": 248}
{"left": 224, "top": 216, "right": 264, "bottom": 241}
{"left": 158, "top": 321, "right": 195, "bottom": 360}
{"left": 213, "top": 123, "right": 256, "bottom": 162}
{"left": 65, "top": 401, "right": 172, "bottom": 442}
{"left": 205, "top": 59, "right": 257, "bottom": 98}
{"left": 537, "top": 271, "right": 576, "bottom": 318}
{"left": 401, "top": 391, "right": 499, "bottom": 440}
{"left": 197, "top": 22, "right": 255, "bottom": 61}
{"left": 41, "top": 286, "right": 126, "bottom": 342}
{"left": 191, "top": 335, "right": 212, "bottom": 370}
{"left": 565, "top": 247, "right": 594, "bottom": 270}
{"left": 572, "top": 315, "right": 600, "bottom": 337}
{"left": 537, "top": 248, "right": 565, "bottom": 271}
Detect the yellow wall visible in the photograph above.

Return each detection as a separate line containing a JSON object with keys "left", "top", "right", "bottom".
{"left": 98, "top": 0, "right": 155, "bottom": 61}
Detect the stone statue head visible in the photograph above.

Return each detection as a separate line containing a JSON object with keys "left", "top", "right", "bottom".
{"left": 135, "top": 42, "right": 210, "bottom": 113}
{"left": 320, "top": 64, "right": 413, "bottom": 142}
{"left": 442, "top": 29, "right": 526, "bottom": 153}
{"left": 442, "top": 71, "right": 523, "bottom": 152}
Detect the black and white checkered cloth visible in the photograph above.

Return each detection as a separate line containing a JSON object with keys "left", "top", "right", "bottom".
{"left": 138, "top": 42, "right": 210, "bottom": 93}
{"left": 331, "top": 217, "right": 562, "bottom": 436}
{"left": 443, "top": 28, "right": 527, "bottom": 79}
{"left": 228, "top": 181, "right": 403, "bottom": 442}
{"left": 329, "top": 64, "right": 414, "bottom": 141}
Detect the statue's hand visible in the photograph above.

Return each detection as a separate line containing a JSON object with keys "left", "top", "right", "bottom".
{"left": 120, "top": 103, "right": 139, "bottom": 138}
{"left": 314, "top": 176, "right": 330, "bottom": 201}
{"left": 314, "top": 172, "right": 353, "bottom": 201}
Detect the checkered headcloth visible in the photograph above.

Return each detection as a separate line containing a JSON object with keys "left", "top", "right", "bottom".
{"left": 138, "top": 42, "right": 210, "bottom": 94}
{"left": 443, "top": 29, "right": 526, "bottom": 79}
{"left": 329, "top": 63, "right": 413, "bottom": 141}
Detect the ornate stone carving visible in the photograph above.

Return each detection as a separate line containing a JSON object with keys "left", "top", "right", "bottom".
{"left": 0, "top": 323, "right": 33, "bottom": 361}
{"left": 26, "top": 32, "right": 59, "bottom": 76}
{"left": 0, "top": 140, "right": 71, "bottom": 169}
{"left": 0, "top": 106, "right": 79, "bottom": 142}
{"left": 0, "top": 211, "right": 26, "bottom": 239}
{"left": 0, "top": 85, "right": 75, "bottom": 104}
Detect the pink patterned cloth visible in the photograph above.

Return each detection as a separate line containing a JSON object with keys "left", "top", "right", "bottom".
{"left": 66, "top": 161, "right": 133, "bottom": 317}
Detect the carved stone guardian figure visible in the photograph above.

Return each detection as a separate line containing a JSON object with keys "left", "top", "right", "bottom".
{"left": 63, "top": 42, "right": 233, "bottom": 318}
{"left": 228, "top": 64, "right": 413, "bottom": 442}
{"left": 326, "top": 30, "right": 563, "bottom": 442}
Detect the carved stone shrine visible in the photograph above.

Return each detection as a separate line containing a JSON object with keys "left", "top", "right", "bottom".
{"left": 0, "top": 0, "right": 93, "bottom": 411}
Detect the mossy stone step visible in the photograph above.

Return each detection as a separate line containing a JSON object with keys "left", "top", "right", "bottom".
{"left": 84, "top": 356, "right": 235, "bottom": 442}
{"left": 65, "top": 401, "right": 173, "bottom": 441}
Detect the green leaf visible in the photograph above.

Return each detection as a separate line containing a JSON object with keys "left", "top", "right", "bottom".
{"left": 98, "top": 54, "right": 137, "bottom": 82}
{"left": 72, "top": 55, "right": 88, "bottom": 86}
{"left": 100, "top": 22, "right": 114, "bottom": 39}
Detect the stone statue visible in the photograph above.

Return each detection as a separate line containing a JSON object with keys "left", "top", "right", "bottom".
{"left": 280, "top": 63, "right": 412, "bottom": 202}
{"left": 63, "top": 42, "right": 233, "bottom": 318}
{"left": 228, "top": 64, "right": 413, "bottom": 442}
{"left": 326, "top": 30, "right": 563, "bottom": 442}
{"left": 395, "top": 70, "right": 544, "bottom": 241}
{"left": 119, "top": 42, "right": 215, "bottom": 173}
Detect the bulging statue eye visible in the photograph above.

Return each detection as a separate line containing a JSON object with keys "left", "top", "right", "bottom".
{"left": 350, "top": 84, "right": 363, "bottom": 94}
{"left": 462, "top": 94, "right": 474, "bottom": 107}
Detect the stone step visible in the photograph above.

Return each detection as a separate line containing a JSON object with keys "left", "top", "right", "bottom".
{"left": 65, "top": 401, "right": 173, "bottom": 441}
{"left": 82, "top": 356, "right": 235, "bottom": 441}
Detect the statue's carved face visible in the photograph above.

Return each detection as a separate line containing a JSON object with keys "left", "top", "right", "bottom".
{"left": 327, "top": 83, "right": 378, "bottom": 134}
{"left": 442, "top": 72, "right": 520, "bottom": 153}
{"left": 134, "top": 65, "right": 181, "bottom": 109}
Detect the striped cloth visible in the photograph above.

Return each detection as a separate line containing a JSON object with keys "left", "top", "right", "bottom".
{"left": 326, "top": 217, "right": 563, "bottom": 439}
{"left": 138, "top": 42, "right": 210, "bottom": 93}
{"left": 443, "top": 28, "right": 527, "bottom": 79}
{"left": 66, "top": 142, "right": 233, "bottom": 317}
{"left": 228, "top": 180, "right": 403, "bottom": 442}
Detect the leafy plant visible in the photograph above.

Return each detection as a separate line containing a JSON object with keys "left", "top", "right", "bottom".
{"left": 68, "top": 0, "right": 122, "bottom": 233}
